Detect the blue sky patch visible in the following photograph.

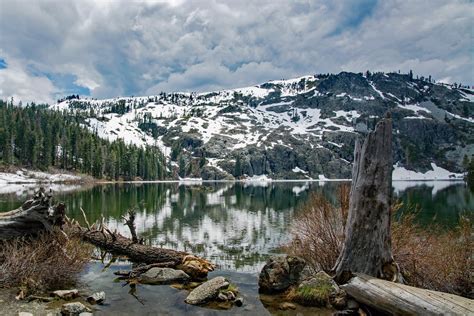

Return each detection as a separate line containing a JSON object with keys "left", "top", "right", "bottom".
{"left": 0, "top": 58, "right": 7, "bottom": 69}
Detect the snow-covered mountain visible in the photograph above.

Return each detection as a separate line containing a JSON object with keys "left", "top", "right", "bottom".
{"left": 51, "top": 72, "right": 474, "bottom": 180}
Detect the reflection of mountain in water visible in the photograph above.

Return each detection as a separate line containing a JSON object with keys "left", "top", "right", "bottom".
{"left": 1, "top": 181, "right": 468, "bottom": 273}
{"left": 63, "top": 182, "right": 342, "bottom": 272}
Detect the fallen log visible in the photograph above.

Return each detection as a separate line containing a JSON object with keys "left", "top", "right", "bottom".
{"left": 1, "top": 191, "right": 214, "bottom": 280}
{"left": 341, "top": 274, "right": 474, "bottom": 316}
{"left": 69, "top": 217, "right": 215, "bottom": 280}
{"left": 0, "top": 189, "right": 65, "bottom": 240}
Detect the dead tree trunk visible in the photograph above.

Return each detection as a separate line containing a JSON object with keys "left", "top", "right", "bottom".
{"left": 333, "top": 116, "right": 400, "bottom": 283}
{"left": 0, "top": 189, "right": 65, "bottom": 239}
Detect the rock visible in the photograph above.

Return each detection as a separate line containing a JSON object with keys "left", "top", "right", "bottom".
{"left": 278, "top": 302, "right": 297, "bottom": 310}
{"left": 185, "top": 276, "right": 230, "bottom": 305}
{"left": 138, "top": 267, "right": 190, "bottom": 284}
{"left": 113, "top": 270, "right": 130, "bottom": 276}
{"left": 291, "top": 271, "right": 341, "bottom": 307}
{"left": 51, "top": 290, "right": 79, "bottom": 300}
{"left": 86, "top": 291, "right": 106, "bottom": 305}
{"left": 18, "top": 313, "right": 33, "bottom": 316}
{"left": 79, "top": 313, "right": 93, "bottom": 316}
{"left": 234, "top": 297, "right": 244, "bottom": 307}
{"left": 258, "top": 255, "right": 306, "bottom": 293}
{"left": 61, "top": 302, "right": 89, "bottom": 316}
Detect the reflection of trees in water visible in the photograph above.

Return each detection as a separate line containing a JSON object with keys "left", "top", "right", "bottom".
{"left": 396, "top": 183, "right": 473, "bottom": 227}
{"left": 51, "top": 181, "right": 471, "bottom": 271}
{"left": 63, "top": 182, "right": 344, "bottom": 271}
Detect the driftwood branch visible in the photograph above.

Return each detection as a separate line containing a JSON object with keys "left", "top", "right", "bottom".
{"left": 121, "top": 209, "right": 142, "bottom": 244}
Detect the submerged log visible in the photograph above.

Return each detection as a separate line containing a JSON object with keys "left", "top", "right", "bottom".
{"left": 341, "top": 274, "right": 474, "bottom": 316}
{"left": 333, "top": 115, "right": 401, "bottom": 283}
{"left": 0, "top": 189, "right": 65, "bottom": 239}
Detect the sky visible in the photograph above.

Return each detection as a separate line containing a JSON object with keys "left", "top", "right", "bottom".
{"left": 0, "top": 0, "right": 472, "bottom": 104}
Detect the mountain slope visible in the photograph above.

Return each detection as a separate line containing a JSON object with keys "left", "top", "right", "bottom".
{"left": 51, "top": 71, "right": 474, "bottom": 180}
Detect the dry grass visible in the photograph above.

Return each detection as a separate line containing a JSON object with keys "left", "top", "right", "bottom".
{"left": 0, "top": 227, "right": 92, "bottom": 294}
{"left": 392, "top": 211, "right": 472, "bottom": 297}
{"left": 284, "top": 184, "right": 473, "bottom": 297}
{"left": 283, "top": 184, "right": 349, "bottom": 272}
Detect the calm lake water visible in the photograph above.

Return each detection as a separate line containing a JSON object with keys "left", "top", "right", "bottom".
{"left": 0, "top": 181, "right": 472, "bottom": 315}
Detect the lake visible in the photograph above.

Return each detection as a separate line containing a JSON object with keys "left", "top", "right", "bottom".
{"left": 0, "top": 181, "right": 472, "bottom": 315}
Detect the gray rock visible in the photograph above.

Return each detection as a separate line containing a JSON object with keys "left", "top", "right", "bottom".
{"left": 78, "top": 313, "right": 93, "bottom": 316}
{"left": 86, "top": 291, "right": 105, "bottom": 305}
{"left": 51, "top": 289, "right": 79, "bottom": 300}
{"left": 258, "top": 255, "right": 306, "bottom": 293}
{"left": 18, "top": 313, "right": 33, "bottom": 316}
{"left": 61, "top": 302, "right": 89, "bottom": 316}
{"left": 185, "top": 276, "right": 230, "bottom": 305}
{"left": 138, "top": 267, "right": 190, "bottom": 284}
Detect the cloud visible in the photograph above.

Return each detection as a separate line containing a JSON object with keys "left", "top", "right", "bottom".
{"left": 0, "top": 0, "right": 472, "bottom": 103}
{"left": 0, "top": 54, "right": 57, "bottom": 104}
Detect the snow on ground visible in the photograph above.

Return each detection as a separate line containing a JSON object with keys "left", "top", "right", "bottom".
{"left": 0, "top": 183, "right": 82, "bottom": 196}
{"left": 446, "top": 111, "right": 474, "bottom": 123}
{"left": 292, "top": 166, "right": 308, "bottom": 174}
{"left": 369, "top": 82, "right": 385, "bottom": 99}
{"left": 392, "top": 163, "right": 463, "bottom": 180}
{"left": 0, "top": 169, "right": 82, "bottom": 184}
{"left": 398, "top": 103, "right": 431, "bottom": 114}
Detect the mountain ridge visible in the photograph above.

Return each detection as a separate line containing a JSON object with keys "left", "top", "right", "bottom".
{"left": 51, "top": 71, "right": 474, "bottom": 180}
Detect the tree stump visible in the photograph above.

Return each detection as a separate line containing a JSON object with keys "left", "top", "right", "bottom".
{"left": 333, "top": 116, "right": 400, "bottom": 283}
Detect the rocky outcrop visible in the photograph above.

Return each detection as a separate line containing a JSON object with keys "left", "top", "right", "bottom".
{"left": 258, "top": 255, "right": 306, "bottom": 293}
{"left": 54, "top": 72, "right": 474, "bottom": 179}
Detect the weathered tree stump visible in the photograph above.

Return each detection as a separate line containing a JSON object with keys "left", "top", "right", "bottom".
{"left": 333, "top": 116, "right": 401, "bottom": 283}
{"left": 0, "top": 189, "right": 65, "bottom": 239}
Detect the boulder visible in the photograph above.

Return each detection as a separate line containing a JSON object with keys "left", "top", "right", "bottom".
{"left": 51, "top": 289, "right": 79, "bottom": 300}
{"left": 138, "top": 267, "right": 190, "bottom": 284}
{"left": 291, "top": 271, "right": 342, "bottom": 307}
{"left": 86, "top": 291, "right": 106, "bottom": 305}
{"left": 185, "top": 276, "right": 229, "bottom": 305}
{"left": 61, "top": 302, "right": 89, "bottom": 315}
{"left": 258, "top": 255, "right": 306, "bottom": 293}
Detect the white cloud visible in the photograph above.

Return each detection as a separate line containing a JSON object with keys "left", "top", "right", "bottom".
{"left": 0, "top": 55, "right": 56, "bottom": 104}
{"left": 0, "top": 0, "right": 472, "bottom": 103}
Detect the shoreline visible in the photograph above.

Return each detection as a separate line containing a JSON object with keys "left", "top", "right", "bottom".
{"left": 0, "top": 167, "right": 466, "bottom": 186}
